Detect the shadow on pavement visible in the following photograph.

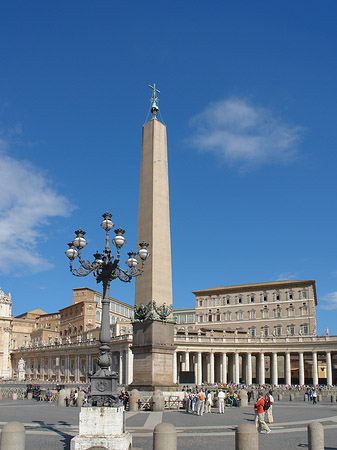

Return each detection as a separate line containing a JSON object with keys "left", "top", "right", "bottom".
{"left": 32, "top": 420, "right": 72, "bottom": 449}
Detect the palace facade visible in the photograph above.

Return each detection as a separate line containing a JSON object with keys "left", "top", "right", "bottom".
{"left": 5, "top": 279, "right": 337, "bottom": 386}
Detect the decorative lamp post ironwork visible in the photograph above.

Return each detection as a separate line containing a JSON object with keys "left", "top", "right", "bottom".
{"left": 65, "top": 212, "right": 149, "bottom": 406}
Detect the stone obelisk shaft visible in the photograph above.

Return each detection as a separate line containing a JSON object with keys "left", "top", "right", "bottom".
{"left": 130, "top": 116, "right": 176, "bottom": 391}
{"left": 135, "top": 118, "right": 173, "bottom": 308}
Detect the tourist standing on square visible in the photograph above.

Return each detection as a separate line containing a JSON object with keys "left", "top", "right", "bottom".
{"left": 254, "top": 392, "right": 271, "bottom": 434}
{"left": 197, "top": 389, "right": 205, "bottom": 416}
{"left": 218, "top": 389, "right": 225, "bottom": 414}
{"left": 266, "top": 390, "right": 274, "bottom": 424}
{"left": 205, "top": 391, "right": 213, "bottom": 413}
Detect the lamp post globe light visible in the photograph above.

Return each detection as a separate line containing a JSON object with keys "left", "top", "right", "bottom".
{"left": 65, "top": 211, "right": 149, "bottom": 406}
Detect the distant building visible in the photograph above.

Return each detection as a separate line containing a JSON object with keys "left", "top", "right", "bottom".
{"left": 193, "top": 280, "right": 317, "bottom": 338}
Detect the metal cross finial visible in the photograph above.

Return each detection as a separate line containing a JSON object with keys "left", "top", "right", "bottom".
{"left": 149, "top": 83, "right": 160, "bottom": 100}
{"left": 148, "top": 83, "right": 160, "bottom": 118}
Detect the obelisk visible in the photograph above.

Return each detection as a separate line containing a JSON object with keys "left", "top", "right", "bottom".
{"left": 130, "top": 85, "right": 176, "bottom": 390}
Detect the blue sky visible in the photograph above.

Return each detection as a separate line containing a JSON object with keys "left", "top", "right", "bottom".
{"left": 1, "top": 0, "right": 337, "bottom": 334}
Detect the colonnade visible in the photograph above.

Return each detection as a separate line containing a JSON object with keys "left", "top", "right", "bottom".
{"left": 19, "top": 345, "right": 134, "bottom": 385}
{"left": 175, "top": 349, "right": 335, "bottom": 386}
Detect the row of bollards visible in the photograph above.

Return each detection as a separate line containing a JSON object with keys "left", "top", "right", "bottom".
{"left": 152, "top": 421, "right": 325, "bottom": 450}
{"left": 0, "top": 419, "right": 325, "bottom": 450}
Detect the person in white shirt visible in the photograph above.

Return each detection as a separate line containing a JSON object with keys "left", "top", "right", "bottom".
{"left": 266, "top": 390, "right": 274, "bottom": 424}
{"left": 218, "top": 389, "right": 225, "bottom": 413}
{"left": 205, "top": 391, "right": 213, "bottom": 413}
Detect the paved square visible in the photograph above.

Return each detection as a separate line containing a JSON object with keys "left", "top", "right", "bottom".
{"left": 0, "top": 398, "right": 337, "bottom": 449}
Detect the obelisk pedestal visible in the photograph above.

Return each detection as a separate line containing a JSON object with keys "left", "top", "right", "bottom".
{"left": 130, "top": 320, "right": 176, "bottom": 391}
{"left": 70, "top": 406, "right": 132, "bottom": 450}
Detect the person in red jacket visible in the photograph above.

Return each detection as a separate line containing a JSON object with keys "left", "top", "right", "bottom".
{"left": 254, "top": 392, "right": 271, "bottom": 434}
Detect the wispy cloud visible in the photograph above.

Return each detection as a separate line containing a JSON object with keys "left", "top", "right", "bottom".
{"left": 275, "top": 272, "right": 298, "bottom": 282}
{"left": 0, "top": 126, "right": 73, "bottom": 274}
{"left": 188, "top": 97, "right": 303, "bottom": 171}
{"left": 320, "top": 292, "right": 337, "bottom": 310}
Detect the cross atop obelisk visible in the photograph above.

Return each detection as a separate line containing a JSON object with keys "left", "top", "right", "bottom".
{"left": 148, "top": 83, "right": 160, "bottom": 118}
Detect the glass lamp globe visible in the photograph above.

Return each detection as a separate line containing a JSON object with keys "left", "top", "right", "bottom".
{"left": 65, "top": 244, "right": 78, "bottom": 260}
{"left": 126, "top": 251, "right": 138, "bottom": 268}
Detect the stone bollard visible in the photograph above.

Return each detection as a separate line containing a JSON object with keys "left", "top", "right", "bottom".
{"left": 12, "top": 393, "right": 18, "bottom": 401}
{"left": 0, "top": 421, "right": 25, "bottom": 450}
{"left": 331, "top": 395, "right": 336, "bottom": 403}
{"left": 151, "top": 390, "right": 165, "bottom": 412}
{"left": 153, "top": 423, "right": 176, "bottom": 450}
{"left": 76, "top": 391, "right": 85, "bottom": 407}
{"left": 317, "top": 394, "right": 322, "bottom": 403}
{"left": 27, "top": 392, "right": 33, "bottom": 400}
{"left": 308, "top": 422, "right": 324, "bottom": 450}
{"left": 129, "top": 389, "right": 140, "bottom": 412}
{"left": 0, "top": 392, "right": 3, "bottom": 401}
{"left": 235, "top": 423, "right": 258, "bottom": 450}
{"left": 278, "top": 393, "right": 283, "bottom": 401}
{"left": 239, "top": 390, "right": 248, "bottom": 407}
{"left": 57, "top": 389, "right": 66, "bottom": 407}
{"left": 290, "top": 394, "right": 294, "bottom": 401}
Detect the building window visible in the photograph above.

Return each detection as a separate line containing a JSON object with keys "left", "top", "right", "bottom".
{"left": 224, "top": 312, "right": 231, "bottom": 321}
{"left": 199, "top": 300, "right": 203, "bottom": 307}
{"left": 287, "top": 324, "right": 295, "bottom": 335}
{"left": 262, "top": 307, "right": 269, "bottom": 319}
{"left": 225, "top": 296, "right": 230, "bottom": 305}
{"left": 248, "top": 310, "right": 256, "bottom": 319}
{"left": 261, "top": 293, "right": 268, "bottom": 302}
{"left": 216, "top": 309, "right": 221, "bottom": 321}
{"left": 248, "top": 294, "right": 255, "bottom": 303}
{"left": 248, "top": 327, "right": 256, "bottom": 337}
{"left": 236, "top": 311, "right": 243, "bottom": 320}
{"left": 274, "top": 306, "right": 281, "bottom": 318}
{"left": 208, "top": 309, "right": 212, "bottom": 322}
{"left": 207, "top": 298, "right": 212, "bottom": 307}
{"left": 287, "top": 304, "right": 295, "bottom": 317}
{"left": 198, "top": 316, "right": 203, "bottom": 323}
{"left": 300, "top": 324, "right": 309, "bottom": 335}
{"left": 261, "top": 326, "right": 269, "bottom": 337}
{"left": 236, "top": 296, "right": 243, "bottom": 304}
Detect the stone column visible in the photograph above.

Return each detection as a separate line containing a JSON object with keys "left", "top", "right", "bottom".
{"left": 234, "top": 352, "right": 240, "bottom": 384}
{"left": 221, "top": 352, "right": 227, "bottom": 384}
{"left": 285, "top": 352, "right": 291, "bottom": 385}
{"left": 119, "top": 351, "right": 123, "bottom": 385}
{"left": 271, "top": 352, "right": 278, "bottom": 385}
{"left": 258, "top": 352, "right": 265, "bottom": 385}
{"left": 185, "top": 350, "right": 190, "bottom": 372}
{"left": 127, "top": 347, "right": 133, "bottom": 385}
{"left": 299, "top": 352, "right": 305, "bottom": 385}
{"left": 312, "top": 351, "right": 318, "bottom": 385}
{"left": 40, "top": 358, "right": 45, "bottom": 381}
{"left": 326, "top": 351, "right": 332, "bottom": 386}
{"left": 247, "top": 352, "right": 252, "bottom": 385}
{"left": 173, "top": 350, "right": 177, "bottom": 384}
{"left": 85, "top": 354, "right": 89, "bottom": 382}
{"left": 48, "top": 356, "right": 52, "bottom": 380}
{"left": 197, "top": 352, "right": 202, "bottom": 386}
{"left": 66, "top": 355, "right": 70, "bottom": 382}
{"left": 210, "top": 351, "right": 215, "bottom": 384}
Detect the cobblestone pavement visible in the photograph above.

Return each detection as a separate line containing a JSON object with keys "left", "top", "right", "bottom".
{"left": 1, "top": 398, "right": 337, "bottom": 449}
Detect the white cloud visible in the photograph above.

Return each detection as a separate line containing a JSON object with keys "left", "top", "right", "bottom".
{"left": 0, "top": 127, "right": 73, "bottom": 274}
{"left": 189, "top": 97, "right": 303, "bottom": 170}
{"left": 275, "top": 272, "right": 297, "bottom": 281}
{"left": 320, "top": 292, "right": 337, "bottom": 310}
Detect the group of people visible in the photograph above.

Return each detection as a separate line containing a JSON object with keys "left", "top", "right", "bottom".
{"left": 184, "top": 388, "right": 241, "bottom": 416}
{"left": 305, "top": 388, "right": 318, "bottom": 404}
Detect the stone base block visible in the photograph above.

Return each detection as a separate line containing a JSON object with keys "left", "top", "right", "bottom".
{"left": 70, "top": 434, "right": 132, "bottom": 450}
{"left": 70, "top": 406, "right": 132, "bottom": 450}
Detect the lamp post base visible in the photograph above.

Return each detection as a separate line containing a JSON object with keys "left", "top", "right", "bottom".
{"left": 70, "top": 406, "right": 132, "bottom": 450}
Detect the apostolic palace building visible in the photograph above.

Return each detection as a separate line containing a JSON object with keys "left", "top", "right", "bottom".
{"left": 1, "top": 278, "right": 336, "bottom": 387}
{"left": 2, "top": 89, "right": 337, "bottom": 389}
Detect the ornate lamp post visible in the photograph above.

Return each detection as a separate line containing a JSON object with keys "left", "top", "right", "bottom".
{"left": 65, "top": 212, "right": 149, "bottom": 406}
